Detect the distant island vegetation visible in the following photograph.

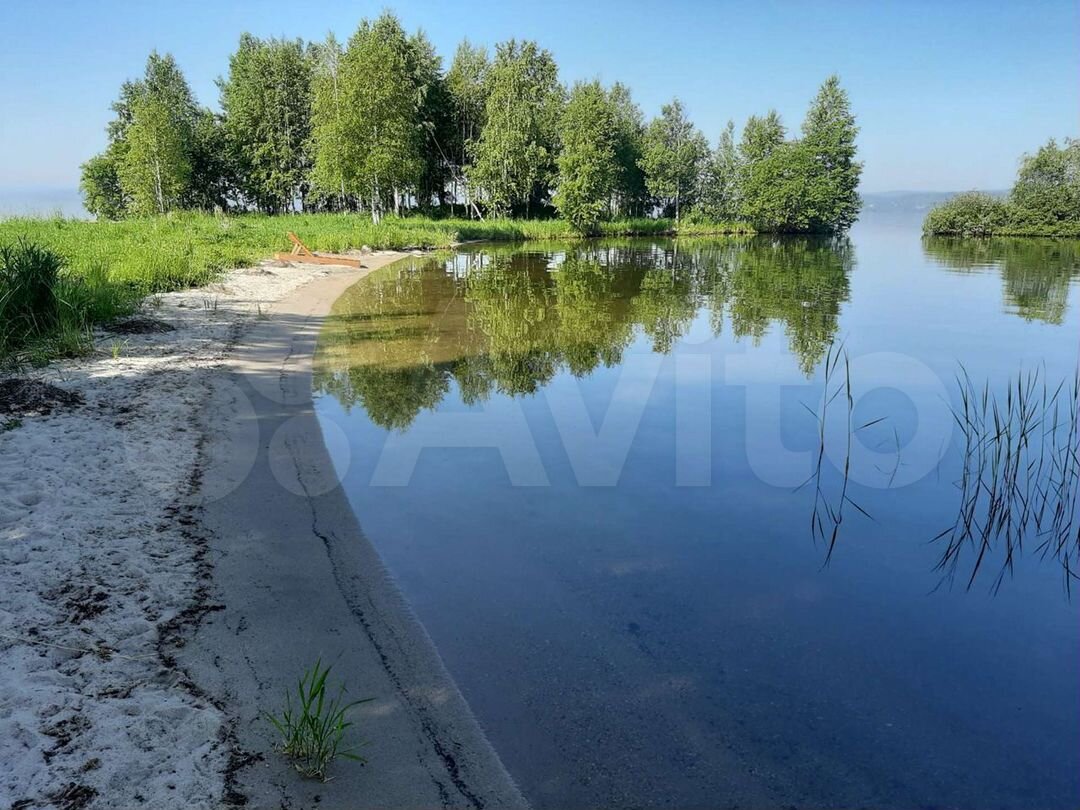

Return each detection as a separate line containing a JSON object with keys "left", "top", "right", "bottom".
{"left": 923, "top": 139, "right": 1080, "bottom": 237}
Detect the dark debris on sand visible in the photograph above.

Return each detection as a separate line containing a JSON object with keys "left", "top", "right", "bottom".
{"left": 104, "top": 317, "right": 176, "bottom": 335}
{"left": 0, "top": 378, "right": 84, "bottom": 417}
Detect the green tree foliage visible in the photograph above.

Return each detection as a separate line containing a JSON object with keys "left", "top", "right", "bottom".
{"left": 81, "top": 52, "right": 223, "bottom": 218}
{"left": 82, "top": 35, "right": 864, "bottom": 231}
{"left": 308, "top": 34, "right": 350, "bottom": 209}
{"left": 924, "top": 140, "right": 1080, "bottom": 237}
{"left": 219, "top": 35, "right": 313, "bottom": 213}
{"left": 738, "top": 111, "right": 800, "bottom": 230}
{"left": 446, "top": 41, "right": 489, "bottom": 216}
{"left": 738, "top": 140, "right": 812, "bottom": 231}
{"left": 639, "top": 99, "right": 709, "bottom": 221}
{"left": 609, "top": 83, "right": 649, "bottom": 216}
{"left": 922, "top": 192, "right": 1010, "bottom": 237}
{"left": 798, "top": 75, "right": 862, "bottom": 231}
{"left": 310, "top": 13, "right": 424, "bottom": 222}
{"left": 737, "top": 77, "right": 861, "bottom": 233}
{"left": 408, "top": 31, "right": 455, "bottom": 212}
{"left": 118, "top": 95, "right": 192, "bottom": 215}
{"left": 469, "top": 40, "right": 564, "bottom": 217}
{"left": 554, "top": 81, "right": 621, "bottom": 234}
{"left": 188, "top": 109, "right": 235, "bottom": 212}
{"left": 1010, "top": 138, "right": 1080, "bottom": 227}
{"left": 697, "top": 121, "right": 742, "bottom": 220}
{"left": 739, "top": 111, "right": 786, "bottom": 164}
{"left": 79, "top": 149, "right": 127, "bottom": 220}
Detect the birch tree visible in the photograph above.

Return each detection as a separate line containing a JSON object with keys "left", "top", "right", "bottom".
{"left": 468, "top": 40, "right": 563, "bottom": 217}
{"left": 554, "top": 80, "right": 620, "bottom": 233}
{"left": 220, "top": 35, "right": 313, "bottom": 213}
{"left": 118, "top": 96, "right": 191, "bottom": 215}
{"left": 639, "top": 99, "right": 707, "bottom": 221}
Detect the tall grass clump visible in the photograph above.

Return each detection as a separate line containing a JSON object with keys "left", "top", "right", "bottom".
{"left": 265, "top": 659, "right": 372, "bottom": 781}
{"left": 0, "top": 238, "right": 139, "bottom": 365}
{"left": 1, "top": 240, "right": 86, "bottom": 362}
{"left": 0, "top": 240, "right": 65, "bottom": 351}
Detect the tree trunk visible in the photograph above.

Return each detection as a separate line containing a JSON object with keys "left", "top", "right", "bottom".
{"left": 153, "top": 158, "right": 165, "bottom": 215}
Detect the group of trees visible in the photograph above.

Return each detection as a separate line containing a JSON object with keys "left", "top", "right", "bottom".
{"left": 923, "top": 139, "right": 1080, "bottom": 237}
{"left": 82, "top": 12, "right": 862, "bottom": 233}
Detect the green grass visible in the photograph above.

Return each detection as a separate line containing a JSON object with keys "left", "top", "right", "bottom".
{"left": 265, "top": 659, "right": 372, "bottom": 781}
{"left": 0, "top": 239, "right": 137, "bottom": 364}
{"left": 0, "top": 212, "right": 751, "bottom": 364}
{"left": 0, "top": 212, "right": 752, "bottom": 289}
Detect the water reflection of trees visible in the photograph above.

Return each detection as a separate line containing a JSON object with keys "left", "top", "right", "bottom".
{"left": 923, "top": 237, "right": 1080, "bottom": 324}
{"left": 314, "top": 237, "right": 853, "bottom": 429}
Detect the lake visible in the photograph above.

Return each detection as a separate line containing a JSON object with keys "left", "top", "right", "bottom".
{"left": 313, "top": 216, "right": 1080, "bottom": 809}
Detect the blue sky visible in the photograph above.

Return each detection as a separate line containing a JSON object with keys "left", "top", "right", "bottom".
{"left": 0, "top": 0, "right": 1075, "bottom": 192}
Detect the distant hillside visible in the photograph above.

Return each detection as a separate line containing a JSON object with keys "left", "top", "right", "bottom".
{"left": 861, "top": 190, "right": 1008, "bottom": 215}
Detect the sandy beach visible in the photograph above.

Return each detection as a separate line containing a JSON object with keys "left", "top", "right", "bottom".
{"left": 0, "top": 252, "right": 526, "bottom": 809}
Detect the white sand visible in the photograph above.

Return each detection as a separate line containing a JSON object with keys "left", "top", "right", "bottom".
{"left": 0, "top": 254, "right": 405, "bottom": 809}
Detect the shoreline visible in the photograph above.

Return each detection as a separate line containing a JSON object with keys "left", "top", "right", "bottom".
{"left": 0, "top": 251, "right": 526, "bottom": 808}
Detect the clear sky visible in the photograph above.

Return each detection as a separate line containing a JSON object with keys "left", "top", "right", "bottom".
{"left": 0, "top": 0, "right": 1076, "bottom": 192}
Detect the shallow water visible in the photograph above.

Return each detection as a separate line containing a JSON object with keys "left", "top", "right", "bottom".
{"left": 314, "top": 216, "right": 1080, "bottom": 809}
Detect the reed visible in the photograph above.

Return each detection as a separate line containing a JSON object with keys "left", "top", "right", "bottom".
{"left": 799, "top": 342, "right": 874, "bottom": 563}
{"left": 936, "top": 365, "right": 1080, "bottom": 593}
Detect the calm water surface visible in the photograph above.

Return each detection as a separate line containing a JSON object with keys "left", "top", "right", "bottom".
{"left": 314, "top": 216, "right": 1080, "bottom": 809}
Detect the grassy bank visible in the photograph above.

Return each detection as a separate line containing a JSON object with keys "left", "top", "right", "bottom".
{"left": 927, "top": 223, "right": 1080, "bottom": 238}
{"left": 0, "top": 212, "right": 750, "bottom": 364}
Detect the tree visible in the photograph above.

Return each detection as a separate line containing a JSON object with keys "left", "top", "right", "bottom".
{"left": 739, "top": 110, "right": 785, "bottom": 165}
{"left": 118, "top": 95, "right": 192, "bottom": 215}
{"left": 80, "top": 148, "right": 126, "bottom": 220}
{"left": 408, "top": 31, "right": 455, "bottom": 212}
{"left": 799, "top": 75, "right": 861, "bottom": 231}
{"left": 639, "top": 99, "right": 708, "bottom": 221}
{"left": 219, "top": 35, "right": 313, "bottom": 213}
{"left": 107, "top": 52, "right": 200, "bottom": 146}
{"left": 310, "top": 13, "right": 424, "bottom": 222}
{"left": 737, "top": 110, "right": 808, "bottom": 232}
{"left": 469, "top": 40, "right": 563, "bottom": 217}
{"left": 81, "top": 51, "right": 226, "bottom": 217}
{"left": 554, "top": 81, "right": 620, "bottom": 233}
{"left": 1011, "top": 138, "right": 1080, "bottom": 226}
{"left": 609, "top": 83, "right": 649, "bottom": 216}
{"left": 737, "top": 79, "right": 862, "bottom": 233}
{"left": 698, "top": 120, "right": 742, "bottom": 220}
{"left": 308, "top": 34, "right": 351, "bottom": 209}
{"left": 739, "top": 141, "right": 814, "bottom": 232}
{"left": 446, "top": 40, "right": 489, "bottom": 216}
{"left": 187, "top": 109, "right": 234, "bottom": 212}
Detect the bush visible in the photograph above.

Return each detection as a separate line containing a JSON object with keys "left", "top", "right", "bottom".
{"left": 922, "top": 192, "right": 1010, "bottom": 237}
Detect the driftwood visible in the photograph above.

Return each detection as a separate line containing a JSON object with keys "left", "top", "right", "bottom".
{"left": 273, "top": 232, "right": 365, "bottom": 269}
